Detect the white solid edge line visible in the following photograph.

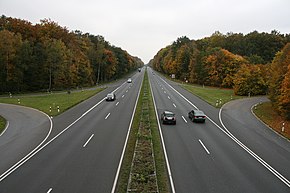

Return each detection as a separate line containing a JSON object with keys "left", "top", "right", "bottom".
{"left": 0, "top": 120, "right": 9, "bottom": 137}
{"left": 0, "top": 108, "right": 53, "bottom": 181}
{"left": 159, "top": 75, "right": 290, "bottom": 188}
{"left": 149, "top": 74, "right": 176, "bottom": 193}
{"left": 0, "top": 83, "right": 124, "bottom": 182}
{"left": 111, "top": 73, "right": 143, "bottom": 193}
{"left": 83, "top": 134, "right": 94, "bottom": 148}
{"left": 199, "top": 139, "right": 210, "bottom": 155}
{"left": 47, "top": 188, "right": 53, "bottom": 193}
{"left": 219, "top": 106, "right": 290, "bottom": 187}
{"left": 182, "top": 116, "right": 187, "bottom": 123}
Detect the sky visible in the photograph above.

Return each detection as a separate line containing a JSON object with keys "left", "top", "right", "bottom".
{"left": 1, "top": 0, "right": 289, "bottom": 63}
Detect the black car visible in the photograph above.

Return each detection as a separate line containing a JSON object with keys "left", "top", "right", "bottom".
{"left": 161, "top": 111, "right": 176, "bottom": 125}
{"left": 188, "top": 110, "right": 206, "bottom": 123}
{"left": 106, "top": 93, "right": 116, "bottom": 101}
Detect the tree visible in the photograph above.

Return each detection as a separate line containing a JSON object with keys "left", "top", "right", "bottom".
{"left": 202, "top": 48, "right": 248, "bottom": 87}
{"left": 0, "top": 30, "right": 22, "bottom": 92}
{"left": 269, "top": 43, "right": 290, "bottom": 119}
{"left": 278, "top": 64, "right": 290, "bottom": 119}
{"left": 233, "top": 64, "right": 268, "bottom": 96}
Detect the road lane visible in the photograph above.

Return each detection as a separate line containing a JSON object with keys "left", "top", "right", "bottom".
{"left": 148, "top": 68, "right": 290, "bottom": 193}
{"left": 220, "top": 97, "right": 290, "bottom": 186}
{"left": 0, "top": 104, "right": 52, "bottom": 178}
{"left": 0, "top": 71, "right": 144, "bottom": 193}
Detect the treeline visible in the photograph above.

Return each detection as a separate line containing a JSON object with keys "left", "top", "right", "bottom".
{"left": 0, "top": 15, "right": 143, "bottom": 93}
{"left": 150, "top": 33, "right": 290, "bottom": 119}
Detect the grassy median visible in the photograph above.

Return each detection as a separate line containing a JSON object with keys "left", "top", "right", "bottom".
{"left": 0, "top": 88, "right": 105, "bottom": 116}
{"left": 116, "top": 70, "right": 170, "bottom": 192}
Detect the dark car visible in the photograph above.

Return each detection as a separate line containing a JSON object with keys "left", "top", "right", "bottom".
{"left": 138, "top": 68, "right": 141, "bottom": 72}
{"left": 188, "top": 110, "right": 206, "bottom": 123}
{"left": 161, "top": 111, "right": 176, "bottom": 125}
{"left": 106, "top": 93, "right": 116, "bottom": 101}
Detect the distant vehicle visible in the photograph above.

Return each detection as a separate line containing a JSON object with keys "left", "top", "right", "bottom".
{"left": 188, "top": 110, "right": 206, "bottom": 123}
{"left": 138, "top": 68, "right": 141, "bottom": 72}
{"left": 127, "top": 78, "right": 132, "bottom": 83}
{"left": 161, "top": 111, "right": 176, "bottom": 125}
{"left": 106, "top": 93, "right": 116, "bottom": 101}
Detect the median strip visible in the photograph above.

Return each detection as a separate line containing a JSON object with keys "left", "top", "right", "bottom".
{"left": 115, "top": 70, "right": 170, "bottom": 193}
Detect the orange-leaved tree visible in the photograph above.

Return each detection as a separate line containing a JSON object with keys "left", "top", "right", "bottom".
{"left": 269, "top": 43, "right": 290, "bottom": 119}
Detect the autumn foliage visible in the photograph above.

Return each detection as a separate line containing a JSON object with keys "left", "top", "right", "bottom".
{"left": 268, "top": 43, "right": 290, "bottom": 119}
{"left": 0, "top": 16, "right": 143, "bottom": 93}
{"left": 151, "top": 33, "right": 290, "bottom": 119}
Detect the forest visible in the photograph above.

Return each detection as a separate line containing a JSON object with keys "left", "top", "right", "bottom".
{"left": 150, "top": 33, "right": 290, "bottom": 120}
{"left": 0, "top": 15, "right": 143, "bottom": 93}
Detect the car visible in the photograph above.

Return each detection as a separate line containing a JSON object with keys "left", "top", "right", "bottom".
{"left": 188, "top": 110, "right": 206, "bottom": 123}
{"left": 138, "top": 68, "right": 141, "bottom": 72}
{"left": 127, "top": 78, "right": 132, "bottom": 83}
{"left": 106, "top": 93, "right": 116, "bottom": 101}
{"left": 161, "top": 111, "right": 176, "bottom": 125}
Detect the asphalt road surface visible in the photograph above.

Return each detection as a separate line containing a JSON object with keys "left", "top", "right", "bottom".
{"left": 0, "top": 67, "right": 289, "bottom": 193}
{"left": 0, "top": 70, "right": 144, "bottom": 193}
{"left": 148, "top": 68, "right": 290, "bottom": 193}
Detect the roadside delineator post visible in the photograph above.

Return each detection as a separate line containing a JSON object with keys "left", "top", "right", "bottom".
{"left": 57, "top": 106, "right": 60, "bottom": 113}
{"left": 282, "top": 122, "right": 285, "bottom": 132}
{"left": 18, "top": 99, "right": 20, "bottom": 104}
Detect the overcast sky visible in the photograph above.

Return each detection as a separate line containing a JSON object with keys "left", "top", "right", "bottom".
{"left": 1, "top": 0, "right": 289, "bottom": 63}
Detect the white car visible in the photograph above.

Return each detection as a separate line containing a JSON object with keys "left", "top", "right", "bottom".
{"left": 106, "top": 93, "right": 116, "bottom": 101}
{"left": 127, "top": 78, "right": 132, "bottom": 83}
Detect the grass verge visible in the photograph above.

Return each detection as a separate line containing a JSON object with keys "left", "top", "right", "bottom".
{"left": 0, "top": 115, "right": 6, "bottom": 134}
{"left": 0, "top": 88, "right": 105, "bottom": 116}
{"left": 116, "top": 70, "right": 170, "bottom": 192}
{"left": 181, "top": 84, "right": 245, "bottom": 107}
{"left": 253, "top": 102, "right": 290, "bottom": 139}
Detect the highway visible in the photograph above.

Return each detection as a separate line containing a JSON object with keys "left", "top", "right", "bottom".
{"left": 0, "top": 67, "right": 289, "bottom": 193}
{"left": 148, "top": 68, "right": 290, "bottom": 193}
{"left": 0, "top": 71, "right": 144, "bottom": 193}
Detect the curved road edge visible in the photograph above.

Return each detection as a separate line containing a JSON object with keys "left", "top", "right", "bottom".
{"left": 0, "top": 103, "right": 53, "bottom": 182}
{"left": 219, "top": 97, "right": 290, "bottom": 188}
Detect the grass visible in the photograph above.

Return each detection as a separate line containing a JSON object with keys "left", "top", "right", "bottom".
{"left": 0, "top": 88, "right": 105, "bottom": 116}
{"left": 0, "top": 115, "right": 6, "bottom": 134}
{"left": 116, "top": 70, "right": 170, "bottom": 192}
{"left": 253, "top": 102, "right": 290, "bottom": 139}
{"left": 181, "top": 84, "right": 245, "bottom": 107}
